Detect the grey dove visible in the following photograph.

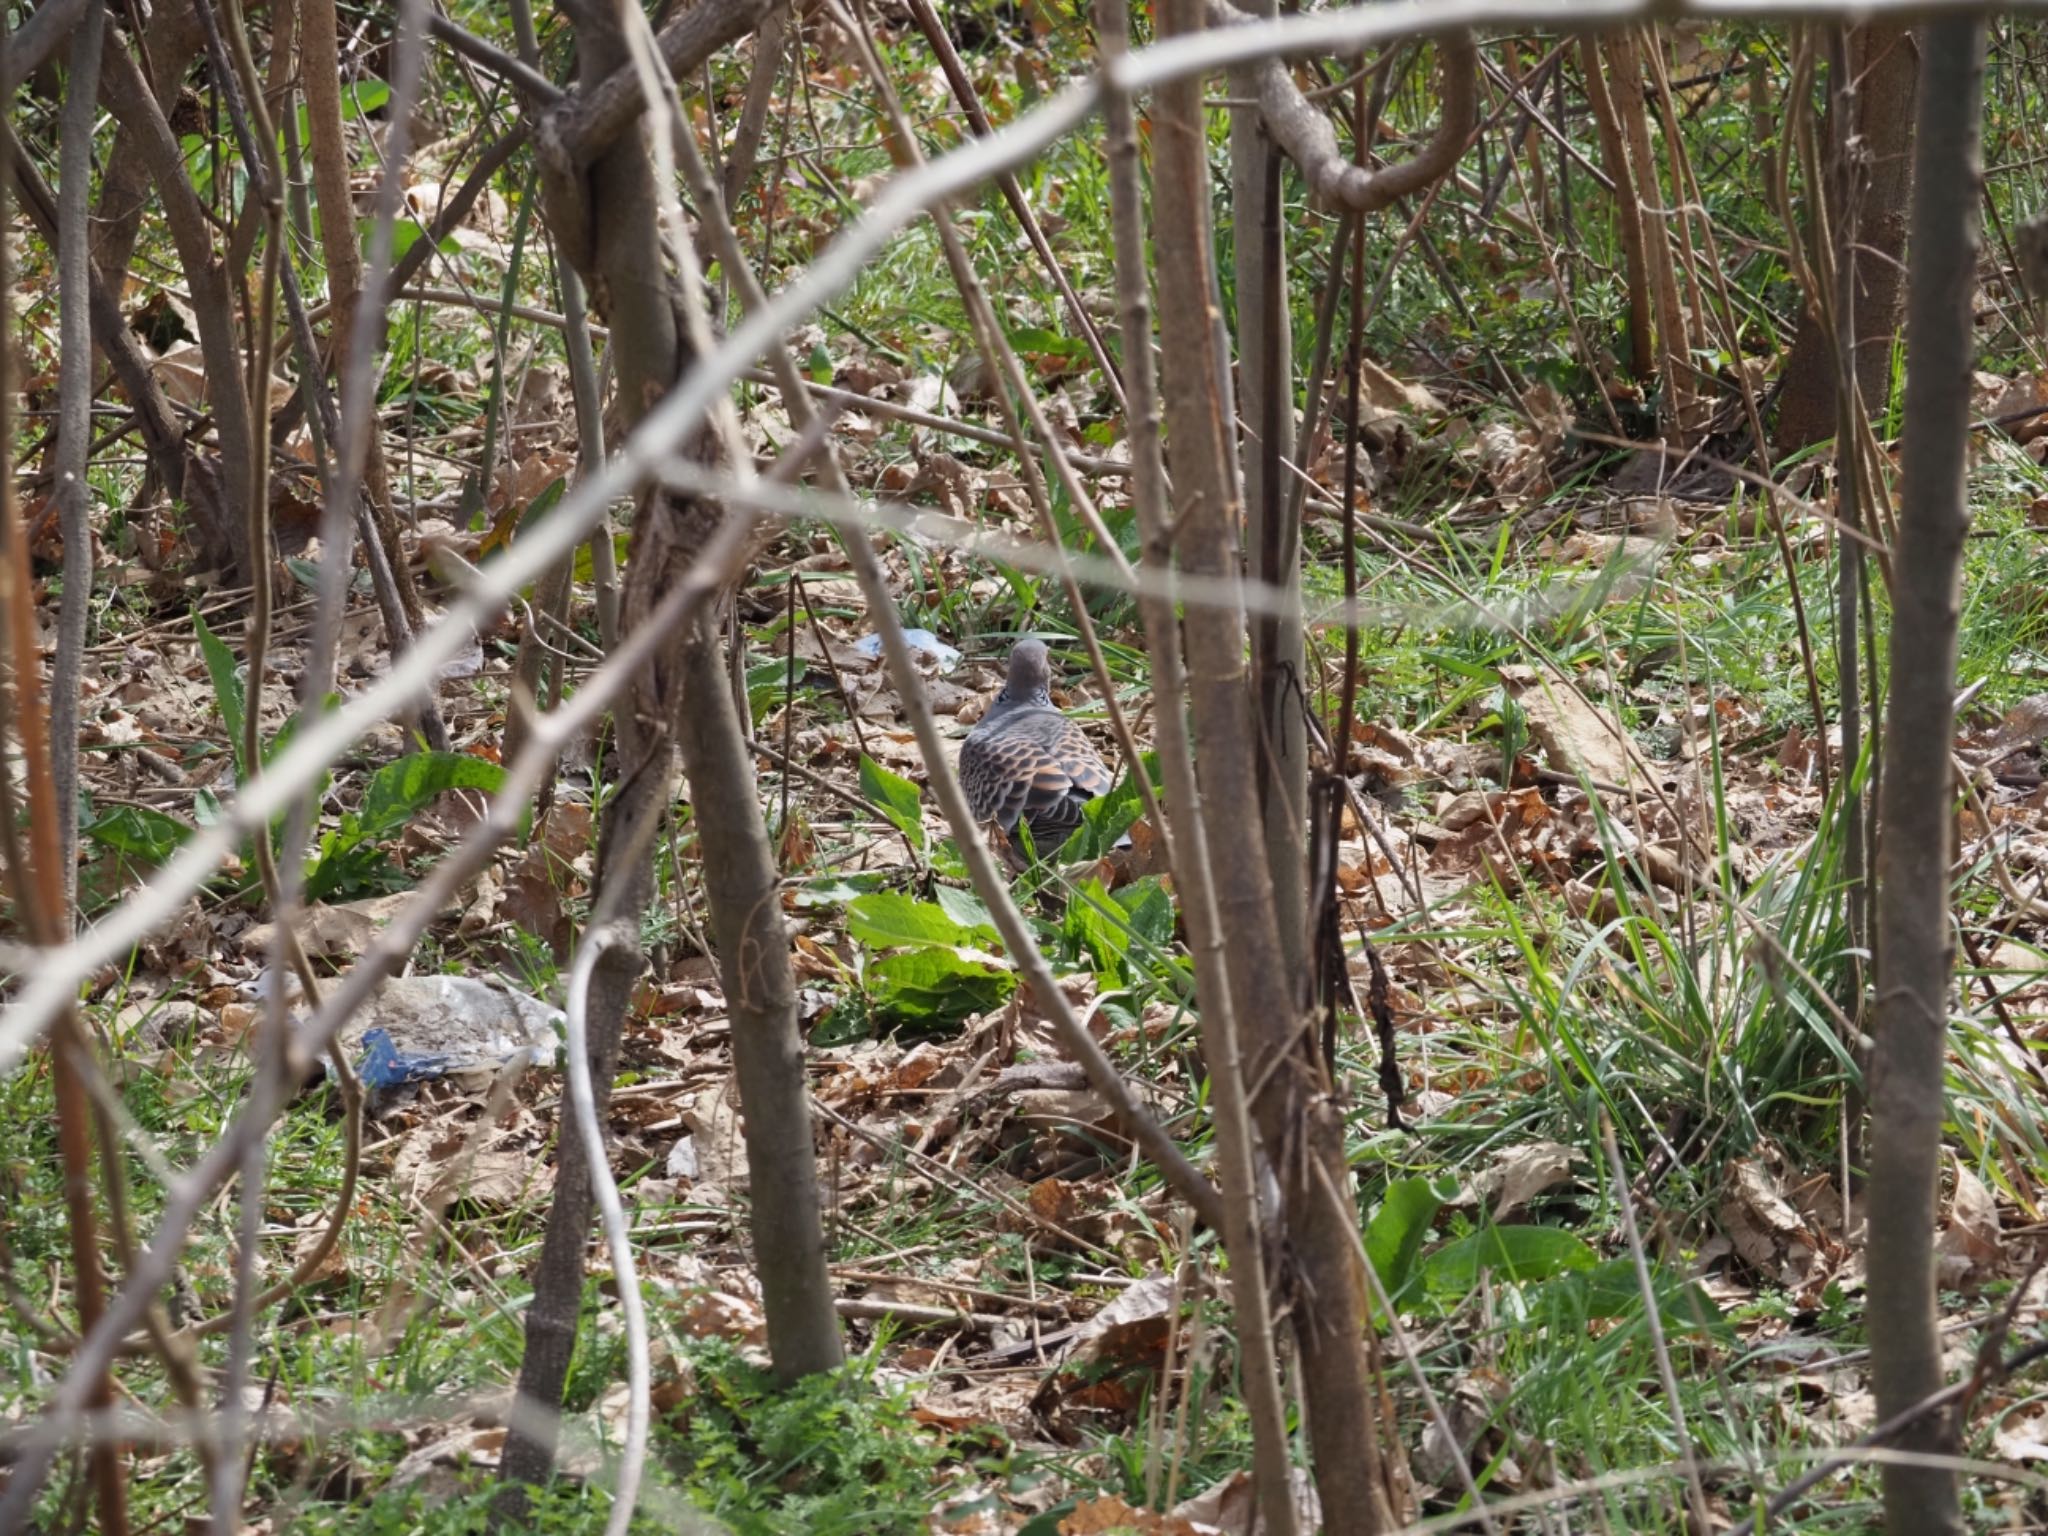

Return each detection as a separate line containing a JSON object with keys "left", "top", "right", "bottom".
{"left": 959, "top": 639, "right": 1112, "bottom": 859}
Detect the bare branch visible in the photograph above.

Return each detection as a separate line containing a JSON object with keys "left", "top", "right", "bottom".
{"left": 1225, "top": 9, "right": 1477, "bottom": 212}
{"left": 0, "top": 0, "right": 91, "bottom": 98}
{"left": 47, "top": 0, "right": 104, "bottom": 918}
{"left": 552, "top": 0, "right": 780, "bottom": 164}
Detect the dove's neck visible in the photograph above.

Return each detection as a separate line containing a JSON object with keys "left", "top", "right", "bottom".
{"left": 993, "top": 685, "right": 1052, "bottom": 713}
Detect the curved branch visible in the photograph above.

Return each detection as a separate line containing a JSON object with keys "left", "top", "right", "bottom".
{"left": 1214, "top": 5, "right": 1477, "bottom": 212}
{"left": 554, "top": 0, "right": 779, "bottom": 165}
{"left": 0, "top": 0, "right": 92, "bottom": 100}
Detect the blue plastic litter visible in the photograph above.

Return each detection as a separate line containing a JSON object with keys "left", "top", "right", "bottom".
{"left": 356, "top": 1027, "right": 460, "bottom": 1091}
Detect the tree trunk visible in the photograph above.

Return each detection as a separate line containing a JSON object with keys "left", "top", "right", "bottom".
{"left": 1869, "top": 21, "right": 1983, "bottom": 1536}
{"left": 1103, "top": 4, "right": 1298, "bottom": 1529}
{"left": 1579, "top": 36, "right": 1654, "bottom": 384}
{"left": 97, "top": 32, "right": 256, "bottom": 579}
{"left": 91, "top": 0, "right": 204, "bottom": 296}
{"left": 1231, "top": 45, "right": 1308, "bottom": 994}
{"left": 301, "top": 0, "right": 427, "bottom": 634}
{"left": 672, "top": 630, "right": 843, "bottom": 1381}
{"left": 50, "top": 0, "right": 106, "bottom": 917}
{"left": 1599, "top": 28, "right": 1698, "bottom": 441}
{"left": 499, "top": 0, "right": 836, "bottom": 1498}
{"left": 1153, "top": 3, "right": 1393, "bottom": 1528}
{"left": 1775, "top": 27, "right": 1919, "bottom": 454}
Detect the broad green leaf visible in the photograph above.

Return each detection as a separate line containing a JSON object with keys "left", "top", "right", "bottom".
{"left": 1365, "top": 1177, "right": 1452, "bottom": 1301}
{"left": 812, "top": 1000, "right": 874, "bottom": 1046}
{"left": 1422, "top": 1225, "right": 1595, "bottom": 1296}
{"left": 846, "top": 891, "right": 997, "bottom": 951}
{"left": 1069, "top": 751, "right": 1158, "bottom": 859}
{"left": 341, "top": 80, "right": 391, "bottom": 120}
{"left": 305, "top": 752, "right": 508, "bottom": 900}
{"left": 1064, "top": 879, "right": 1130, "bottom": 977}
{"left": 377, "top": 218, "right": 463, "bottom": 263}
{"left": 84, "top": 805, "right": 190, "bottom": 863}
{"left": 747, "top": 654, "right": 805, "bottom": 720}
{"left": 792, "top": 875, "right": 887, "bottom": 908}
{"left": 193, "top": 612, "right": 247, "bottom": 777}
{"left": 865, "top": 947, "right": 1014, "bottom": 1025}
{"left": 1008, "top": 325, "right": 1087, "bottom": 361}
{"left": 932, "top": 885, "right": 996, "bottom": 934}
{"left": 354, "top": 752, "right": 507, "bottom": 842}
{"left": 1114, "top": 877, "right": 1174, "bottom": 949}
{"left": 516, "top": 475, "right": 567, "bottom": 531}
{"left": 1546, "top": 1258, "right": 1728, "bottom": 1337}
{"left": 859, "top": 755, "right": 926, "bottom": 851}
{"left": 282, "top": 81, "right": 390, "bottom": 164}
{"left": 1422, "top": 649, "right": 1508, "bottom": 682}
{"left": 302, "top": 839, "right": 394, "bottom": 901}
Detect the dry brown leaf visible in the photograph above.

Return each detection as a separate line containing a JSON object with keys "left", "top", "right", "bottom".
{"left": 1720, "top": 1157, "right": 1825, "bottom": 1290}
{"left": 1060, "top": 1494, "right": 1197, "bottom": 1534}
{"left": 1170, "top": 1467, "right": 1322, "bottom": 1535}
{"left": 1358, "top": 357, "right": 1445, "bottom": 417}
{"left": 1456, "top": 1139, "right": 1581, "bottom": 1221}
{"left": 1935, "top": 1157, "right": 2002, "bottom": 1283}
{"left": 1499, "top": 663, "right": 1657, "bottom": 790}
{"left": 912, "top": 1376, "right": 1040, "bottom": 1435}
{"left": 425, "top": 1147, "right": 551, "bottom": 1210}
{"left": 499, "top": 845, "right": 570, "bottom": 959}
{"left": 1033, "top": 1273, "right": 1176, "bottom": 1429}
{"left": 240, "top": 892, "right": 413, "bottom": 962}
{"left": 682, "top": 1077, "right": 750, "bottom": 1194}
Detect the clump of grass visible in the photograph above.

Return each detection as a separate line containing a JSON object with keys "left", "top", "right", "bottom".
{"left": 663, "top": 1338, "right": 955, "bottom": 1535}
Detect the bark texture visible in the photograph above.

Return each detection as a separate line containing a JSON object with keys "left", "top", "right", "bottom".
{"left": 1775, "top": 27, "right": 1919, "bottom": 453}
{"left": 91, "top": 0, "right": 204, "bottom": 295}
{"left": 1600, "top": 28, "right": 1698, "bottom": 438}
{"left": 1869, "top": 20, "right": 1983, "bottom": 1536}
{"left": 299, "top": 0, "right": 425, "bottom": 633}
{"left": 1232, "top": 51, "right": 1308, "bottom": 992}
{"left": 499, "top": 1, "right": 837, "bottom": 1499}
{"left": 500, "top": 3, "right": 690, "bottom": 1492}
{"left": 1580, "top": 35, "right": 1654, "bottom": 383}
{"left": 97, "top": 34, "right": 257, "bottom": 578}
{"left": 1153, "top": 1, "right": 1392, "bottom": 1527}
{"left": 1103, "top": 4, "right": 1298, "bottom": 1529}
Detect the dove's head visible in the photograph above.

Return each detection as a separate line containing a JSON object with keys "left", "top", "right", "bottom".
{"left": 996, "top": 638, "right": 1055, "bottom": 711}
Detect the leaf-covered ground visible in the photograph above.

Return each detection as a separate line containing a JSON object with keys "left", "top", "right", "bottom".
{"left": 11, "top": 9, "right": 2048, "bottom": 1534}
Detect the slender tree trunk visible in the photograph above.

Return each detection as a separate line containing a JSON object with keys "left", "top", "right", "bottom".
{"left": 97, "top": 31, "right": 257, "bottom": 578}
{"left": 499, "top": 1, "right": 836, "bottom": 1499}
{"left": 1776, "top": 27, "right": 1919, "bottom": 453}
{"left": 91, "top": 0, "right": 203, "bottom": 296}
{"left": 1600, "top": 28, "right": 1697, "bottom": 441}
{"left": 496, "top": 758, "right": 662, "bottom": 1498}
{"left": 301, "top": 0, "right": 426, "bottom": 634}
{"left": 1504, "top": 42, "right": 1548, "bottom": 223}
{"left": 1579, "top": 36, "right": 1654, "bottom": 384}
{"left": 497, "top": 0, "right": 687, "bottom": 1496}
{"left": 1232, "top": 38, "right": 1308, "bottom": 991}
{"left": 1825, "top": 24, "right": 1875, "bottom": 1184}
{"left": 1103, "top": 5, "right": 1298, "bottom": 1529}
{"left": 1154, "top": 3, "right": 1392, "bottom": 1528}
{"left": 50, "top": 0, "right": 105, "bottom": 917}
{"left": 1869, "top": 21, "right": 1983, "bottom": 1536}
{"left": 673, "top": 629, "right": 843, "bottom": 1381}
